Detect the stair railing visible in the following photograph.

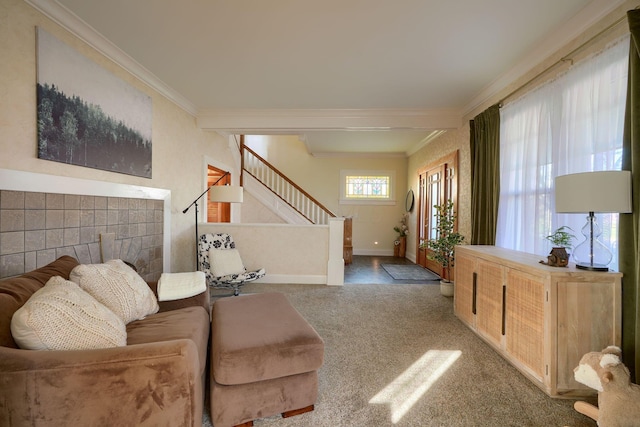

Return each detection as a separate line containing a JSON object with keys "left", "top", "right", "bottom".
{"left": 242, "top": 145, "right": 336, "bottom": 225}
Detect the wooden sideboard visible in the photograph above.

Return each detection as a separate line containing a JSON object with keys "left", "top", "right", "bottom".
{"left": 454, "top": 245, "right": 622, "bottom": 398}
{"left": 343, "top": 217, "right": 353, "bottom": 265}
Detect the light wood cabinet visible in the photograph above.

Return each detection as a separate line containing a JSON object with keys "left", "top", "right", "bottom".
{"left": 454, "top": 245, "right": 621, "bottom": 398}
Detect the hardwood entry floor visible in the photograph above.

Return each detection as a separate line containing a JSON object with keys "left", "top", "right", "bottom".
{"left": 344, "top": 255, "right": 440, "bottom": 285}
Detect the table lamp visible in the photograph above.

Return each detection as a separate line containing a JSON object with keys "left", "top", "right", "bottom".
{"left": 554, "top": 171, "right": 631, "bottom": 271}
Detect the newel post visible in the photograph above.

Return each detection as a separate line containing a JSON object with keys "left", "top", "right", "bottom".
{"left": 327, "top": 217, "right": 345, "bottom": 286}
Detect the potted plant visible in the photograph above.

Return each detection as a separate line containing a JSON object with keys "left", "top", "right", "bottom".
{"left": 543, "top": 226, "right": 576, "bottom": 267}
{"left": 393, "top": 213, "right": 409, "bottom": 257}
{"left": 421, "top": 200, "right": 464, "bottom": 296}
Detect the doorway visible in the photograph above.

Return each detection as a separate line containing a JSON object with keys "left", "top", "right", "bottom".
{"left": 417, "top": 151, "right": 458, "bottom": 279}
{"left": 207, "top": 165, "right": 232, "bottom": 223}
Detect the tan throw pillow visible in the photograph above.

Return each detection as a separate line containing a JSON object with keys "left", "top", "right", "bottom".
{"left": 11, "top": 276, "right": 127, "bottom": 350}
{"left": 209, "top": 248, "right": 245, "bottom": 277}
{"left": 70, "top": 259, "right": 159, "bottom": 324}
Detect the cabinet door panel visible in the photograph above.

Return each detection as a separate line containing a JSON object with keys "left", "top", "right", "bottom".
{"left": 476, "top": 260, "right": 504, "bottom": 347}
{"left": 454, "top": 252, "right": 475, "bottom": 326}
{"left": 556, "top": 281, "right": 619, "bottom": 391}
{"left": 505, "top": 269, "right": 545, "bottom": 381}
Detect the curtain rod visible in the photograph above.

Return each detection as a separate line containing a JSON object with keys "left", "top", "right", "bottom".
{"left": 499, "top": 14, "right": 628, "bottom": 107}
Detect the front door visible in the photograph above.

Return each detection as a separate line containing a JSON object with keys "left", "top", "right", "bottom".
{"left": 417, "top": 151, "right": 458, "bottom": 279}
{"left": 418, "top": 165, "right": 446, "bottom": 274}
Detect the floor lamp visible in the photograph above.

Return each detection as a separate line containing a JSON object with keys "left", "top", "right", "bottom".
{"left": 554, "top": 171, "right": 632, "bottom": 271}
{"left": 183, "top": 171, "right": 244, "bottom": 270}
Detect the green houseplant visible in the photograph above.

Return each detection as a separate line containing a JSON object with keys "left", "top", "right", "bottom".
{"left": 421, "top": 200, "right": 464, "bottom": 294}
{"left": 543, "top": 226, "right": 575, "bottom": 267}
{"left": 545, "top": 226, "right": 576, "bottom": 249}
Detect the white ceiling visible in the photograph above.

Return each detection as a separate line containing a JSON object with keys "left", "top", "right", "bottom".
{"left": 35, "top": 0, "right": 624, "bottom": 155}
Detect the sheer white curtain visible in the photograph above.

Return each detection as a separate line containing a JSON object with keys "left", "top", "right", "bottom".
{"left": 496, "top": 35, "right": 629, "bottom": 269}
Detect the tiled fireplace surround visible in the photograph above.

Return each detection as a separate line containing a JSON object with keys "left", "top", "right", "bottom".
{"left": 0, "top": 191, "right": 163, "bottom": 281}
{"left": 0, "top": 169, "right": 170, "bottom": 282}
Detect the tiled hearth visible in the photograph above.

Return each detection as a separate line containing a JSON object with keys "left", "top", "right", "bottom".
{"left": 0, "top": 190, "right": 163, "bottom": 281}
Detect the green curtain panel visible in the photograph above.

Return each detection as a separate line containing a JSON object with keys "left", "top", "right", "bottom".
{"left": 619, "top": 9, "right": 640, "bottom": 382}
{"left": 470, "top": 104, "right": 500, "bottom": 245}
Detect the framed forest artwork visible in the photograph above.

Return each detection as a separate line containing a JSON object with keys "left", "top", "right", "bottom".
{"left": 36, "top": 28, "right": 152, "bottom": 178}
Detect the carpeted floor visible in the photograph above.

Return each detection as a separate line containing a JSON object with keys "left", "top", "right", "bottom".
{"left": 381, "top": 264, "right": 440, "bottom": 281}
{"left": 204, "top": 283, "right": 596, "bottom": 427}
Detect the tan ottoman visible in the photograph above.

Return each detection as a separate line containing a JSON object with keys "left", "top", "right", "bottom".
{"left": 210, "top": 292, "right": 324, "bottom": 427}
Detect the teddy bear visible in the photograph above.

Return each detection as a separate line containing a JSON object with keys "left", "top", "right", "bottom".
{"left": 572, "top": 345, "right": 640, "bottom": 426}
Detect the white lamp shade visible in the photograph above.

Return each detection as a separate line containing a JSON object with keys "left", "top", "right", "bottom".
{"left": 209, "top": 186, "right": 243, "bottom": 203}
{"left": 555, "top": 171, "right": 632, "bottom": 213}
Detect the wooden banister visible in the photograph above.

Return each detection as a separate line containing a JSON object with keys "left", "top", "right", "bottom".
{"left": 241, "top": 144, "right": 336, "bottom": 224}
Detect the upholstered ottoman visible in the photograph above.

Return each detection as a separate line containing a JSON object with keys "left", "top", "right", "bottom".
{"left": 210, "top": 292, "right": 324, "bottom": 427}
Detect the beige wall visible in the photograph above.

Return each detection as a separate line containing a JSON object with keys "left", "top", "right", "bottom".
{"left": 0, "top": 0, "right": 236, "bottom": 272}
{"left": 199, "top": 222, "right": 329, "bottom": 283}
{"left": 245, "top": 135, "right": 408, "bottom": 255}
{"left": 406, "top": 127, "right": 471, "bottom": 262}
{"left": 241, "top": 191, "right": 287, "bottom": 224}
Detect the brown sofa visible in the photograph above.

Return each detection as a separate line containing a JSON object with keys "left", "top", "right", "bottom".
{"left": 0, "top": 256, "right": 210, "bottom": 427}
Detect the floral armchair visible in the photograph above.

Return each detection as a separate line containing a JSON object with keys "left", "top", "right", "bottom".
{"left": 198, "top": 233, "right": 265, "bottom": 296}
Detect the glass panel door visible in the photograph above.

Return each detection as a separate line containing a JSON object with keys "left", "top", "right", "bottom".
{"left": 417, "top": 151, "right": 459, "bottom": 279}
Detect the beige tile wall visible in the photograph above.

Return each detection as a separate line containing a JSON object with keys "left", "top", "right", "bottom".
{"left": 0, "top": 190, "right": 163, "bottom": 281}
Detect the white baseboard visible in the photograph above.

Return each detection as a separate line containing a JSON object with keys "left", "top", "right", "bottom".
{"left": 256, "top": 274, "right": 327, "bottom": 285}
{"left": 353, "top": 248, "right": 394, "bottom": 256}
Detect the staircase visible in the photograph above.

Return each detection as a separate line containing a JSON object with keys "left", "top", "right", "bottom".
{"left": 242, "top": 144, "right": 335, "bottom": 225}
{"left": 240, "top": 139, "right": 352, "bottom": 268}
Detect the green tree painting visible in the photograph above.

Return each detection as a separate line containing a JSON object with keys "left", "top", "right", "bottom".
{"left": 36, "top": 27, "right": 152, "bottom": 178}
{"left": 37, "top": 83, "right": 151, "bottom": 178}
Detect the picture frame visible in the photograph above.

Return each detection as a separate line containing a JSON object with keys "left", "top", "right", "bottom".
{"left": 36, "top": 28, "right": 152, "bottom": 178}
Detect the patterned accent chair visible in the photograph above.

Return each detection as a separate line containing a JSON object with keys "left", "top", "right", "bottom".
{"left": 198, "top": 233, "right": 265, "bottom": 296}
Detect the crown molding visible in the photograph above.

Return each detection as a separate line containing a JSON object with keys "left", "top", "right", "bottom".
{"left": 196, "top": 108, "right": 462, "bottom": 133}
{"left": 406, "top": 130, "right": 449, "bottom": 157}
{"left": 310, "top": 151, "right": 408, "bottom": 159}
{"left": 24, "top": 0, "right": 198, "bottom": 116}
{"left": 462, "top": 0, "right": 628, "bottom": 120}
{"left": 30, "top": 0, "right": 615, "bottom": 133}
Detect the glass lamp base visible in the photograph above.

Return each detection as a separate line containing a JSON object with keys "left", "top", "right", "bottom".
{"left": 572, "top": 213, "right": 612, "bottom": 273}
{"left": 575, "top": 263, "right": 609, "bottom": 272}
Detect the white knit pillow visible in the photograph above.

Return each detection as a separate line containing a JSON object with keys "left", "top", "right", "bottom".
{"left": 11, "top": 276, "right": 127, "bottom": 350}
{"left": 208, "top": 248, "right": 245, "bottom": 277}
{"left": 70, "top": 259, "right": 159, "bottom": 324}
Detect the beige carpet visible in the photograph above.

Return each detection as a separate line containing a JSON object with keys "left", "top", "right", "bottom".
{"left": 204, "top": 283, "right": 596, "bottom": 427}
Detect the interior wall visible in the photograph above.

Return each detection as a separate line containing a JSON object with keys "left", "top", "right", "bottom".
{"left": 241, "top": 191, "right": 287, "bottom": 224}
{"left": 0, "top": 0, "right": 236, "bottom": 272}
{"left": 199, "top": 222, "right": 330, "bottom": 284}
{"left": 245, "top": 135, "right": 409, "bottom": 256}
